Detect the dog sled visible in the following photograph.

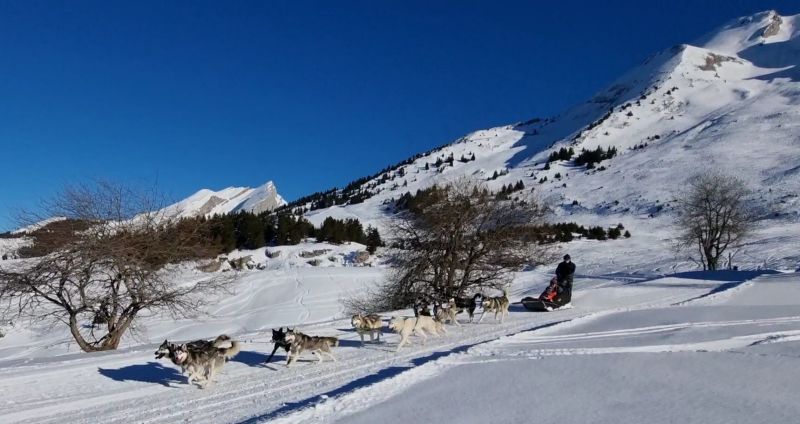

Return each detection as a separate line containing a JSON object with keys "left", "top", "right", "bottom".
{"left": 520, "top": 297, "right": 571, "bottom": 312}
{"left": 521, "top": 277, "right": 573, "bottom": 312}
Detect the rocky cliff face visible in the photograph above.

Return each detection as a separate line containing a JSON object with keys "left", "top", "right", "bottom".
{"left": 164, "top": 181, "right": 286, "bottom": 218}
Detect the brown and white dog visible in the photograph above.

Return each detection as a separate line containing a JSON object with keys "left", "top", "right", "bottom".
{"left": 479, "top": 290, "right": 510, "bottom": 323}
{"left": 434, "top": 300, "right": 461, "bottom": 326}
{"left": 284, "top": 329, "right": 339, "bottom": 366}
{"left": 351, "top": 314, "right": 383, "bottom": 345}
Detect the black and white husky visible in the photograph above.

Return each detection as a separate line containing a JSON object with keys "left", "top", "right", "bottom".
{"left": 284, "top": 329, "right": 339, "bottom": 366}
{"left": 154, "top": 335, "right": 241, "bottom": 388}
{"left": 452, "top": 293, "right": 484, "bottom": 323}
{"left": 265, "top": 327, "right": 292, "bottom": 363}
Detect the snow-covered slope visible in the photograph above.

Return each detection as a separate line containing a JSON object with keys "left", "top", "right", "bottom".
{"left": 163, "top": 181, "right": 286, "bottom": 218}
{"left": 300, "top": 10, "right": 800, "bottom": 255}
{"left": 1, "top": 255, "right": 797, "bottom": 423}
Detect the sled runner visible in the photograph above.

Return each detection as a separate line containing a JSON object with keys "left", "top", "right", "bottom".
{"left": 521, "top": 297, "right": 570, "bottom": 312}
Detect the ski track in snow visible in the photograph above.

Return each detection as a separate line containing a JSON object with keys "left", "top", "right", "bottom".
{"left": 274, "top": 273, "right": 800, "bottom": 424}
{"left": 2, "top": 271, "right": 790, "bottom": 423}
{"left": 294, "top": 272, "right": 312, "bottom": 324}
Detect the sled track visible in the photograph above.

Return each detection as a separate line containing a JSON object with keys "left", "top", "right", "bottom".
{"left": 1, "top": 278, "right": 728, "bottom": 424}
{"left": 33, "top": 315, "right": 574, "bottom": 424}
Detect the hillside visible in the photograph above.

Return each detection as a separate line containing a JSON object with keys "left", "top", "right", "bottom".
{"left": 291, "top": 10, "right": 799, "bottom": 271}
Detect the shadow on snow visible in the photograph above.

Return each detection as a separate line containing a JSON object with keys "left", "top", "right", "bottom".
{"left": 237, "top": 320, "right": 567, "bottom": 423}
{"left": 98, "top": 361, "right": 184, "bottom": 387}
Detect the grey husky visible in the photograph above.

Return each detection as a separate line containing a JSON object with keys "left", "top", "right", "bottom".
{"left": 284, "top": 329, "right": 339, "bottom": 366}
{"left": 479, "top": 290, "right": 510, "bottom": 323}
{"left": 154, "top": 335, "right": 241, "bottom": 388}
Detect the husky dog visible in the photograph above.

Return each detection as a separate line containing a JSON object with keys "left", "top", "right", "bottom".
{"left": 413, "top": 297, "right": 432, "bottom": 317}
{"left": 389, "top": 315, "right": 445, "bottom": 351}
{"left": 433, "top": 300, "right": 461, "bottom": 326}
{"left": 265, "top": 327, "right": 292, "bottom": 364}
{"left": 479, "top": 290, "right": 510, "bottom": 323}
{"left": 155, "top": 334, "right": 241, "bottom": 372}
{"left": 351, "top": 314, "right": 383, "bottom": 345}
{"left": 453, "top": 293, "right": 484, "bottom": 323}
{"left": 154, "top": 335, "right": 241, "bottom": 388}
{"left": 284, "top": 330, "right": 339, "bottom": 366}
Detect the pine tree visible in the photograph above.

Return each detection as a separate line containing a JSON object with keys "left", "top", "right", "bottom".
{"left": 365, "top": 226, "right": 382, "bottom": 254}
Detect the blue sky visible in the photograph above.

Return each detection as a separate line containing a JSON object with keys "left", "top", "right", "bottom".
{"left": 1, "top": 0, "right": 797, "bottom": 231}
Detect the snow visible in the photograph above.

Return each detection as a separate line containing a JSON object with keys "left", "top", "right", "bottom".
{"left": 0, "top": 9, "right": 799, "bottom": 424}
{"left": 277, "top": 273, "right": 800, "bottom": 424}
{"left": 1, "top": 236, "right": 798, "bottom": 423}
{"left": 0, "top": 241, "right": 379, "bottom": 360}
{"left": 0, "top": 236, "right": 31, "bottom": 259}
{"left": 11, "top": 217, "right": 67, "bottom": 235}
{"left": 162, "top": 181, "right": 286, "bottom": 219}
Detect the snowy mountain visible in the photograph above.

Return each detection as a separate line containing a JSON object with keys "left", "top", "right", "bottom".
{"left": 296, "top": 10, "right": 800, "bottom": 247}
{"left": 163, "top": 181, "right": 286, "bottom": 218}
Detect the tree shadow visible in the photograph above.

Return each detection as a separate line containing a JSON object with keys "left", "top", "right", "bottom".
{"left": 98, "top": 361, "right": 184, "bottom": 387}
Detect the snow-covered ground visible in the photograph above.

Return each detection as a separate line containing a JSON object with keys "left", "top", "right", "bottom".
{"left": 0, "top": 230, "right": 797, "bottom": 423}
{"left": 1, "top": 211, "right": 798, "bottom": 424}
{"left": 277, "top": 272, "right": 800, "bottom": 424}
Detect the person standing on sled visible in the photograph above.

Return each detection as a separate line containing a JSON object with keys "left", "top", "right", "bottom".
{"left": 541, "top": 254, "right": 575, "bottom": 306}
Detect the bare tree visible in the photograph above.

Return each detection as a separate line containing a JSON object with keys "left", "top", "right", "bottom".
{"left": 369, "top": 179, "right": 552, "bottom": 310}
{"left": 673, "top": 171, "right": 756, "bottom": 271}
{"left": 0, "top": 181, "right": 231, "bottom": 352}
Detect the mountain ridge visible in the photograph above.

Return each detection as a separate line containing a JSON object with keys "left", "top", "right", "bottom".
{"left": 288, "top": 10, "right": 799, "bottom": 233}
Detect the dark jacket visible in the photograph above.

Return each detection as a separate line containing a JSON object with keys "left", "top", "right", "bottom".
{"left": 555, "top": 261, "right": 576, "bottom": 285}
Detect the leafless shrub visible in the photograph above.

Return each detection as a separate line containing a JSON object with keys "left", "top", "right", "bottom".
{"left": 355, "top": 179, "right": 553, "bottom": 311}
{"left": 673, "top": 171, "right": 756, "bottom": 271}
{"left": 0, "top": 181, "right": 233, "bottom": 352}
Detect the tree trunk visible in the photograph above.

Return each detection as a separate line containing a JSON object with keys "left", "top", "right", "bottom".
{"left": 100, "top": 312, "right": 136, "bottom": 350}
{"left": 68, "top": 311, "right": 137, "bottom": 352}
{"left": 68, "top": 314, "right": 101, "bottom": 352}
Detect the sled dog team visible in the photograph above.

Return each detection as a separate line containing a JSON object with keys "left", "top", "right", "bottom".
{"left": 154, "top": 290, "right": 510, "bottom": 388}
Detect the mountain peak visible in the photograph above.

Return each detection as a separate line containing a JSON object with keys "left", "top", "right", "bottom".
{"left": 164, "top": 181, "right": 286, "bottom": 218}
{"left": 695, "top": 10, "right": 798, "bottom": 56}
